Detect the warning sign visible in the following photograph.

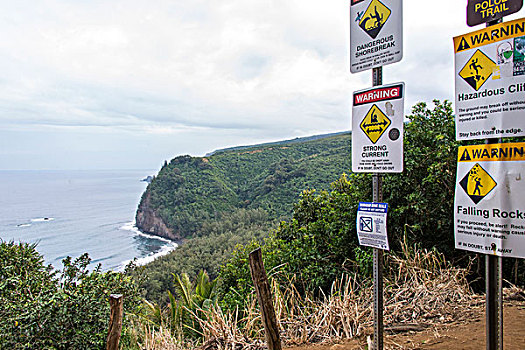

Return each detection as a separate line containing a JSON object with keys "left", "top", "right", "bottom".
{"left": 455, "top": 142, "right": 525, "bottom": 259}
{"left": 358, "top": 0, "right": 391, "bottom": 39}
{"left": 350, "top": 0, "right": 402, "bottom": 73}
{"left": 357, "top": 202, "right": 390, "bottom": 250}
{"left": 459, "top": 49, "right": 496, "bottom": 91}
{"left": 352, "top": 82, "right": 404, "bottom": 173}
{"left": 360, "top": 104, "right": 391, "bottom": 143}
{"left": 454, "top": 18, "right": 525, "bottom": 140}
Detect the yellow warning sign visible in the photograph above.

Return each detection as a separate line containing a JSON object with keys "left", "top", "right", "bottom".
{"left": 359, "top": 0, "right": 391, "bottom": 39}
{"left": 459, "top": 49, "right": 496, "bottom": 91}
{"left": 458, "top": 143, "right": 525, "bottom": 162}
{"left": 454, "top": 18, "right": 525, "bottom": 53}
{"left": 360, "top": 104, "right": 391, "bottom": 144}
{"left": 459, "top": 163, "right": 497, "bottom": 204}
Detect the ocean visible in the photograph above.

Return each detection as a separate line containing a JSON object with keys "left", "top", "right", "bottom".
{"left": 0, "top": 170, "right": 178, "bottom": 271}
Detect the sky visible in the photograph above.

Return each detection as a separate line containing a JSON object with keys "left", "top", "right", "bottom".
{"left": 0, "top": 1, "right": 523, "bottom": 170}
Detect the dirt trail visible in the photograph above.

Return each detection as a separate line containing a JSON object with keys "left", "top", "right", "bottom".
{"left": 284, "top": 301, "right": 525, "bottom": 350}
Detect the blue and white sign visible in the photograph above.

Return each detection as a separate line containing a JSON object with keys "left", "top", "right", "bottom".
{"left": 356, "top": 202, "right": 390, "bottom": 250}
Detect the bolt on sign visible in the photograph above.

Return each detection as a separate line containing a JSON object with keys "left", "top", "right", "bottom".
{"left": 352, "top": 82, "right": 404, "bottom": 173}
{"left": 454, "top": 18, "right": 525, "bottom": 141}
{"left": 467, "top": 0, "right": 523, "bottom": 27}
{"left": 454, "top": 142, "right": 525, "bottom": 259}
{"left": 357, "top": 202, "right": 390, "bottom": 250}
{"left": 350, "top": 0, "right": 403, "bottom": 73}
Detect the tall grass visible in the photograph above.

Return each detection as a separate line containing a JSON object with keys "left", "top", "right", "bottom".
{"left": 135, "top": 242, "right": 475, "bottom": 349}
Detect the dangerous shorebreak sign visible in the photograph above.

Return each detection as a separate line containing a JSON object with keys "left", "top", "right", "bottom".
{"left": 454, "top": 18, "right": 525, "bottom": 141}
{"left": 352, "top": 82, "right": 404, "bottom": 173}
{"left": 455, "top": 142, "right": 525, "bottom": 259}
{"left": 350, "top": 0, "right": 403, "bottom": 73}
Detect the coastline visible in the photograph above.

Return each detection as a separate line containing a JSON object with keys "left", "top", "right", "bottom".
{"left": 117, "top": 221, "right": 180, "bottom": 271}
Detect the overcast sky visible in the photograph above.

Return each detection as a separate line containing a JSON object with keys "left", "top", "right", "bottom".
{"left": 0, "top": 1, "right": 523, "bottom": 170}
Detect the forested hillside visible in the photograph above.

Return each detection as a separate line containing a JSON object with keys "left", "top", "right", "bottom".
{"left": 136, "top": 133, "right": 351, "bottom": 239}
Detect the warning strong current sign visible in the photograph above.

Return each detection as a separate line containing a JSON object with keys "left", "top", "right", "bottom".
{"left": 352, "top": 82, "right": 404, "bottom": 173}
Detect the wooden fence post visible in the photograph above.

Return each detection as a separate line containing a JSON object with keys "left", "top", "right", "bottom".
{"left": 248, "top": 248, "right": 282, "bottom": 350}
{"left": 106, "top": 294, "right": 124, "bottom": 350}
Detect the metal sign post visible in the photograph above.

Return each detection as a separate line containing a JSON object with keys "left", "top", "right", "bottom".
{"left": 486, "top": 253, "right": 503, "bottom": 350}
{"left": 372, "top": 66, "right": 383, "bottom": 350}
{"left": 350, "top": 2, "right": 403, "bottom": 347}
{"left": 485, "top": 18, "right": 503, "bottom": 350}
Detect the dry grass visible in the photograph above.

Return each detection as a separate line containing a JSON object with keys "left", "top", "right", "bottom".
{"left": 137, "top": 243, "right": 486, "bottom": 350}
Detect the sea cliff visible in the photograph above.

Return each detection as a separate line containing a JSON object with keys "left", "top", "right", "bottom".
{"left": 136, "top": 191, "right": 178, "bottom": 240}
{"left": 135, "top": 132, "right": 351, "bottom": 241}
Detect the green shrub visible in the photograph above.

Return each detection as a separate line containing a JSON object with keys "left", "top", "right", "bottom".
{"left": 0, "top": 241, "right": 143, "bottom": 350}
{"left": 217, "top": 100, "right": 463, "bottom": 306}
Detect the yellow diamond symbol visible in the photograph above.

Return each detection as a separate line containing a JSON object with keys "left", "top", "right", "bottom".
{"left": 359, "top": 0, "right": 391, "bottom": 39}
{"left": 459, "top": 49, "right": 496, "bottom": 91}
{"left": 360, "top": 104, "right": 391, "bottom": 144}
{"left": 459, "top": 163, "right": 497, "bottom": 204}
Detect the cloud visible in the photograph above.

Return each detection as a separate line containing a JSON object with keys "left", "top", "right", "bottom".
{"left": 2, "top": 0, "right": 519, "bottom": 169}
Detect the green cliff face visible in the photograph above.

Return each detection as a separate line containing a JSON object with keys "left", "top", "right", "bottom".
{"left": 135, "top": 133, "right": 351, "bottom": 239}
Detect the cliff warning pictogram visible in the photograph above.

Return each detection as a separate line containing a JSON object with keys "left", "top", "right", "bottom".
{"left": 459, "top": 163, "right": 497, "bottom": 204}
{"left": 459, "top": 49, "right": 496, "bottom": 91}
{"left": 359, "top": 0, "right": 391, "bottom": 39}
{"left": 360, "top": 104, "right": 391, "bottom": 144}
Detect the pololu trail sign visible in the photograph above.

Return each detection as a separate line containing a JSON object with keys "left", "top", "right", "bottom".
{"left": 467, "top": 0, "right": 523, "bottom": 27}
{"left": 352, "top": 82, "right": 404, "bottom": 173}
{"left": 454, "top": 142, "right": 525, "bottom": 259}
{"left": 350, "top": 0, "right": 403, "bottom": 73}
{"left": 454, "top": 17, "right": 525, "bottom": 141}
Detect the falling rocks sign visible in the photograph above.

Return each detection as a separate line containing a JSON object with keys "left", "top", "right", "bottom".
{"left": 454, "top": 142, "right": 525, "bottom": 259}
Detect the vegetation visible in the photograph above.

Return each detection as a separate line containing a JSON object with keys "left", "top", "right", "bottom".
{"left": 217, "top": 100, "right": 523, "bottom": 306}
{"left": 140, "top": 132, "right": 351, "bottom": 238}
{"left": 0, "top": 241, "right": 143, "bottom": 350}
{"left": 4, "top": 101, "right": 524, "bottom": 349}
{"left": 134, "top": 208, "right": 272, "bottom": 304}
{"left": 132, "top": 241, "right": 477, "bottom": 349}
{"left": 216, "top": 100, "right": 460, "bottom": 303}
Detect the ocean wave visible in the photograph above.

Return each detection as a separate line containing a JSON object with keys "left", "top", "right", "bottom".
{"left": 116, "top": 242, "right": 178, "bottom": 271}
{"left": 116, "top": 221, "right": 178, "bottom": 271}
{"left": 119, "top": 221, "right": 175, "bottom": 244}
{"left": 31, "top": 217, "right": 55, "bottom": 222}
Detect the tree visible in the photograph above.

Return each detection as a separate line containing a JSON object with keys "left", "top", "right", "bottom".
{"left": 218, "top": 100, "right": 462, "bottom": 305}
